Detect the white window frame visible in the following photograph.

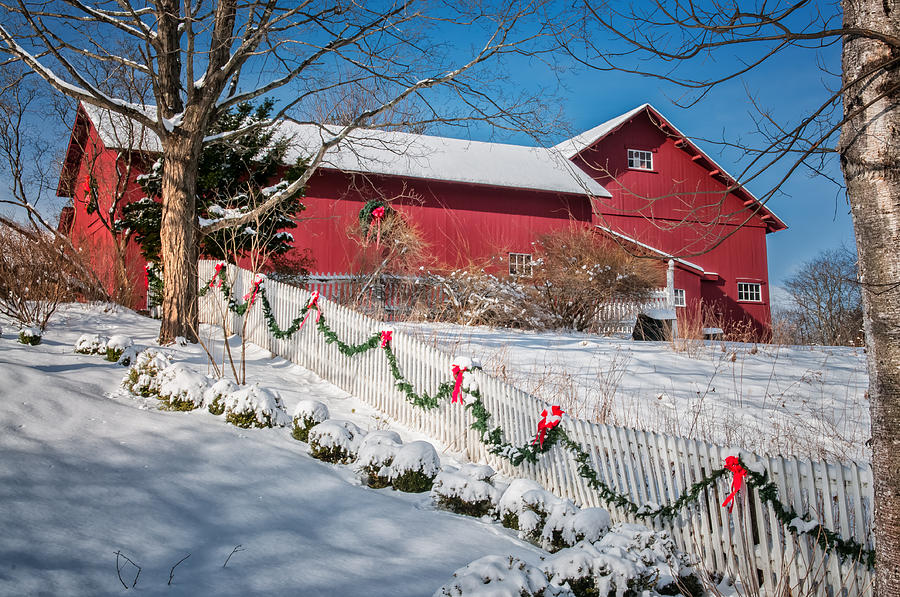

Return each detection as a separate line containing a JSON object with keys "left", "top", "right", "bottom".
{"left": 673, "top": 288, "right": 686, "bottom": 307}
{"left": 737, "top": 282, "right": 762, "bottom": 302}
{"left": 508, "top": 252, "right": 532, "bottom": 277}
{"left": 627, "top": 149, "right": 653, "bottom": 171}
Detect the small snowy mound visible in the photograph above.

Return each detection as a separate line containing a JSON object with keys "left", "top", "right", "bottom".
{"left": 431, "top": 468, "right": 502, "bottom": 518}
{"left": 158, "top": 363, "right": 212, "bottom": 411}
{"left": 308, "top": 420, "right": 366, "bottom": 463}
{"left": 538, "top": 499, "right": 580, "bottom": 552}
{"left": 434, "top": 555, "right": 574, "bottom": 597}
{"left": 564, "top": 507, "right": 612, "bottom": 546}
{"left": 390, "top": 440, "right": 440, "bottom": 493}
{"left": 498, "top": 479, "right": 551, "bottom": 533}
{"left": 457, "top": 463, "right": 496, "bottom": 483}
{"left": 74, "top": 333, "right": 108, "bottom": 355}
{"left": 542, "top": 523, "right": 700, "bottom": 597}
{"left": 356, "top": 431, "right": 402, "bottom": 489}
{"left": 223, "top": 384, "right": 289, "bottom": 429}
{"left": 105, "top": 334, "right": 134, "bottom": 362}
{"left": 204, "top": 378, "right": 238, "bottom": 415}
{"left": 18, "top": 325, "right": 42, "bottom": 346}
{"left": 122, "top": 349, "right": 172, "bottom": 397}
{"left": 291, "top": 399, "right": 330, "bottom": 442}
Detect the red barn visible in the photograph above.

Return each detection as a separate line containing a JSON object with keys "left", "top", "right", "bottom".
{"left": 57, "top": 103, "right": 785, "bottom": 334}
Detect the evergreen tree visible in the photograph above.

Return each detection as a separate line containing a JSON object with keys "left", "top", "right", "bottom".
{"left": 119, "top": 100, "right": 306, "bottom": 263}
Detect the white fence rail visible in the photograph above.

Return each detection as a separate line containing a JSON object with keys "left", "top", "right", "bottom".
{"left": 199, "top": 261, "right": 874, "bottom": 596}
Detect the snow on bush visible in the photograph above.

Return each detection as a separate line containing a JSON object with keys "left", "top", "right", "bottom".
{"left": 434, "top": 555, "right": 574, "bottom": 597}
{"left": 74, "top": 333, "right": 108, "bottom": 355}
{"left": 390, "top": 440, "right": 441, "bottom": 493}
{"left": 542, "top": 523, "right": 701, "bottom": 597}
{"left": 105, "top": 334, "right": 134, "bottom": 362}
{"left": 223, "top": 384, "right": 290, "bottom": 429}
{"left": 157, "top": 363, "right": 212, "bottom": 411}
{"left": 122, "top": 349, "right": 172, "bottom": 397}
{"left": 355, "top": 430, "right": 402, "bottom": 489}
{"left": 498, "top": 479, "right": 555, "bottom": 535}
{"left": 431, "top": 466, "right": 503, "bottom": 518}
{"left": 308, "top": 420, "right": 366, "bottom": 463}
{"left": 291, "top": 399, "right": 330, "bottom": 442}
{"left": 18, "top": 324, "right": 42, "bottom": 345}
{"left": 204, "top": 378, "right": 238, "bottom": 415}
{"left": 538, "top": 499, "right": 580, "bottom": 552}
{"left": 116, "top": 345, "right": 140, "bottom": 367}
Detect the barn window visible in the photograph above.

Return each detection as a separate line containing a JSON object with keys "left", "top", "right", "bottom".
{"left": 627, "top": 149, "right": 653, "bottom": 170}
{"left": 508, "top": 253, "right": 532, "bottom": 276}
{"left": 673, "top": 288, "right": 686, "bottom": 307}
{"left": 737, "top": 282, "right": 762, "bottom": 302}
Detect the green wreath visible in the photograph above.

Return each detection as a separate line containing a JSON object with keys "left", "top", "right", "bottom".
{"left": 358, "top": 199, "right": 394, "bottom": 237}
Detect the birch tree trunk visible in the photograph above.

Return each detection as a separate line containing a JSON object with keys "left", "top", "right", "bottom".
{"left": 841, "top": 1, "right": 900, "bottom": 593}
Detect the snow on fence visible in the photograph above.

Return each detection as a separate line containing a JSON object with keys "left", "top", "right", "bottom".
{"left": 199, "top": 261, "right": 874, "bottom": 596}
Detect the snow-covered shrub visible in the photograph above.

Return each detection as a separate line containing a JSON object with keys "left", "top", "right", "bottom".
{"left": 74, "top": 333, "right": 108, "bottom": 355}
{"left": 390, "top": 440, "right": 441, "bottom": 493}
{"left": 434, "top": 555, "right": 574, "bottom": 597}
{"left": 355, "top": 430, "right": 402, "bottom": 488}
{"left": 308, "top": 420, "right": 366, "bottom": 463}
{"left": 204, "top": 378, "right": 238, "bottom": 415}
{"left": 157, "top": 363, "right": 211, "bottom": 411}
{"left": 538, "top": 499, "right": 580, "bottom": 552}
{"left": 116, "top": 345, "right": 140, "bottom": 367}
{"left": 542, "top": 523, "right": 700, "bottom": 597}
{"left": 498, "top": 479, "right": 552, "bottom": 533}
{"left": 18, "top": 324, "right": 42, "bottom": 345}
{"left": 564, "top": 507, "right": 612, "bottom": 546}
{"left": 105, "top": 335, "right": 134, "bottom": 362}
{"left": 223, "top": 384, "right": 290, "bottom": 428}
{"left": 291, "top": 399, "right": 330, "bottom": 442}
{"left": 431, "top": 465, "right": 503, "bottom": 518}
{"left": 122, "top": 349, "right": 172, "bottom": 397}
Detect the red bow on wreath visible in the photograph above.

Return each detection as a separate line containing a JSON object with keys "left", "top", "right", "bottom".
{"left": 380, "top": 330, "right": 392, "bottom": 348}
{"left": 209, "top": 263, "right": 225, "bottom": 288}
{"left": 451, "top": 365, "right": 467, "bottom": 404}
{"left": 533, "top": 405, "right": 565, "bottom": 449}
{"left": 721, "top": 455, "right": 748, "bottom": 513}
{"left": 243, "top": 274, "right": 264, "bottom": 307}
{"left": 368, "top": 206, "right": 386, "bottom": 249}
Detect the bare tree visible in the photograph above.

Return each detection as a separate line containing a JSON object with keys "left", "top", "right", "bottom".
{"left": 0, "top": 1, "right": 558, "bottom": 344}
{"left": 558, "top": 0, "right": 899, "bottom": 592}
{"left": 782, "top": 247, "right": 863, "bottom": 346}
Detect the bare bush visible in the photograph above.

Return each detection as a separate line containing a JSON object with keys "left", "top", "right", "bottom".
{"left": 529, "top": 227, "right": 664, "bottom": 332}
{"left": 0, "top": 223, "right": 98, "bottom": 330}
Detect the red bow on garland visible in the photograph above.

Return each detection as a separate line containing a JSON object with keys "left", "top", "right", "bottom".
{"left": 296, "top": 290, "right": 321, "bottom": 332}
{"left": 721, "top": 455, "right": 748, "bottom": 513}
{"left": 451, "top": 365, "right": 467, "bottom": 404}
{"left": 243, "top": 274, "right": 264, "bottom": 307}
{"left": 533, "top": 405, "right": 565, "bottom": 448}
{"left": 209, "top": 263, "right": 225, "bottom": 288}
{"left": 380, "top": 330, "right": 392, "bottom": 348}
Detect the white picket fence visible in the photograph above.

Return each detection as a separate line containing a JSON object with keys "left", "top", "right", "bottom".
{"left": 199, "top": 261, "right": 874, "bottom": 596}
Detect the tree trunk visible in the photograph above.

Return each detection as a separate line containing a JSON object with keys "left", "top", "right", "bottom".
{"left": 840, "top": 1, "right": 900, "bottom": 593}
{"left": 158, "top": 135, "right": 202, "bottom": 343}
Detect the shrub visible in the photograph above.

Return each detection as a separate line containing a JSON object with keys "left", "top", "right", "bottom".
{"left": 223, "top": 384, "right": 290, "bottom": 428}
{"left": 498, "top": 478, "right": 548, "bottom": 532}
{"left": 542, "top": 523, "right": 700, "bottom": 597}
{"left": 204, "top": 378, "right": 238, "bottom": 415}
{"left": 435, "top": 555, "right": 573, "bottom": 597}
{"left": 428, "top": 267, "right": 549, "bottom": 328}
{"left": 355, "top": 430, "right": 402, "bottom": 488}
{"left": 18, "top": 324, "right": 42, "bottom": 345}
{"left": 105, "top": 335, "right": 134, "bottom": 362}
{"left": 157, "top": 363, "right": 211, "bottom": 411}
{"left": 389, "top": 440, "right": 440, "bottom": 493}
{"left": 291, "top": 399, "right": 330, "bottom": 442}
{"left": 74, "top": 333, "right": 109, "bottom": 355}
{"left": 529, "top": 227, "right": 664, "bottom": 332}
{"left": 308, "top": 420, "right": 366, "bottom": 463}
{"left": 431, "top": 465, "right": 502, "bottom": 518}
{"left": 538, "top": 499, "right": 580, "bottom": 552}
{"left": 121, "top": 349, "right": 172, "bottom": 397}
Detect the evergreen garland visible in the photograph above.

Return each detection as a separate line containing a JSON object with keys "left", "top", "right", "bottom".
{"left": 201, "top": 267, "right": 875, "bottom": 568}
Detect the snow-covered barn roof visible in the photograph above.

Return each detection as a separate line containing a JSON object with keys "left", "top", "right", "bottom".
{"left": 555, "top": 103, "right": 787, "bottom": 233}
{"left": 71, "top": 103, "right": 610, "bottom": 198}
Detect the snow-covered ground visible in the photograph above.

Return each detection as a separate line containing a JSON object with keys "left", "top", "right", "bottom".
{"left": 396, "top": 322, "right": 870, "bottom": 462}
{"left": 0, "top": 306, "right": 547, "bottom": 596}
